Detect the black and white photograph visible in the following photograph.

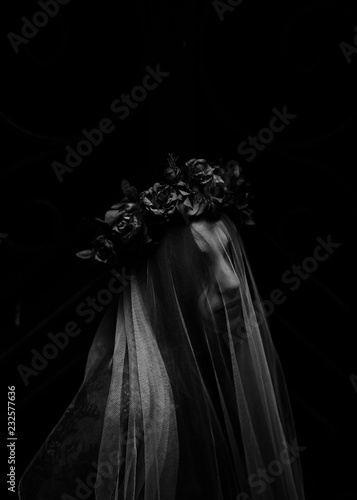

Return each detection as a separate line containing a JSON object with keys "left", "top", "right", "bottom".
{"left": 1, "top": 0, "right": 356, "bottom": 499}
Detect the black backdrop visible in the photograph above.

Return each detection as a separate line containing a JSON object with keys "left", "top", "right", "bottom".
{"left": 1, "top": 0, "right": 356, "bottom": 499}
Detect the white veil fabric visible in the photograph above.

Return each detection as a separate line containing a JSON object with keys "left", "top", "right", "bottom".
{"left": 18, "top": 213, "right": 305, "bottom": 500}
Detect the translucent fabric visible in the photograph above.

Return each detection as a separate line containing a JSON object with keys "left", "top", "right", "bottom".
{"left": 18, "top": 214, "right": 306, "bottom": 500}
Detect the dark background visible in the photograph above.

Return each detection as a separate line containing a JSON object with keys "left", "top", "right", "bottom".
{"left": 0, "top": 0, "right": 356, "bottom": 498}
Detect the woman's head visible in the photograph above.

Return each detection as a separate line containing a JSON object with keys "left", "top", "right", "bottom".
{"left": 190, "top": 218, "right": 242, "bottom": 331}
{"left": 143, "top": 213, "right": 243, "bottom": 340}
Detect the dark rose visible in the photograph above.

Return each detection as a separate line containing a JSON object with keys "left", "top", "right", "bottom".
{"left": 104, "top": 199, "right": 130, "bottom": 227}
{"left": 184, "top": 158, "right": 215, "bottom": 187}
{"left": 206, "top": 181, "right": 228, "bottom": 206}
{"left": 111, "top": 202, "right": 146, "bottom": 243}
{"left": 163, "top": 164, "right": 181, "bottom": 184}
{"left": 140, "top": 183, "right": 179, "bottom": 219}
{"left": 211, "top": 162, "right": 248, "bottom": 207}
{"left": 179, "top": 187, "right": 208, "bottom": 217}
{"left": 200, "top": 167, "right": 225, "bottom": 204}
{"left": 92, "top": 235, "right": 116, "bottom": 263}
{"left": 219, "top": 162, "right": 245, "bottom": 191}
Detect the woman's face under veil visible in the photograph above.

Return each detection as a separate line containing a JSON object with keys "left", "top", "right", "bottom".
{"left": 190, "top": 219, "right": 242, "bottom": 333}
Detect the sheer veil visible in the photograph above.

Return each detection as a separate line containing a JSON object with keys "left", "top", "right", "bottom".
{"left": 19, "top": 213, "right": 305, "bottom": 500}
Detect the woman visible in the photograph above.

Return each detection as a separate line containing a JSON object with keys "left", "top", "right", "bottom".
{"left": 18, "top": 157, "right": 305, "bottom": 499}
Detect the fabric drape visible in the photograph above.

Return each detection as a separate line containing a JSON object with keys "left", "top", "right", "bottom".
{"left": 19, "top": 214, "right": 305, "bottom": 500}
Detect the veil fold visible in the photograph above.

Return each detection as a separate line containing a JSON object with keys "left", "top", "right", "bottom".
{"left": 19, "top": 214, "right": 305, "bottom": 500}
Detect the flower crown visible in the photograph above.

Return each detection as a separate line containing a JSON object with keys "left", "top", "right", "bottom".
{"left": 77, "top": 154, "right": 254, "bottom": 264}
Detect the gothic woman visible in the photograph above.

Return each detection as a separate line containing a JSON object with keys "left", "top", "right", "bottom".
{"left": 19, "top": 156, "right": 306, "bottom": 500}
